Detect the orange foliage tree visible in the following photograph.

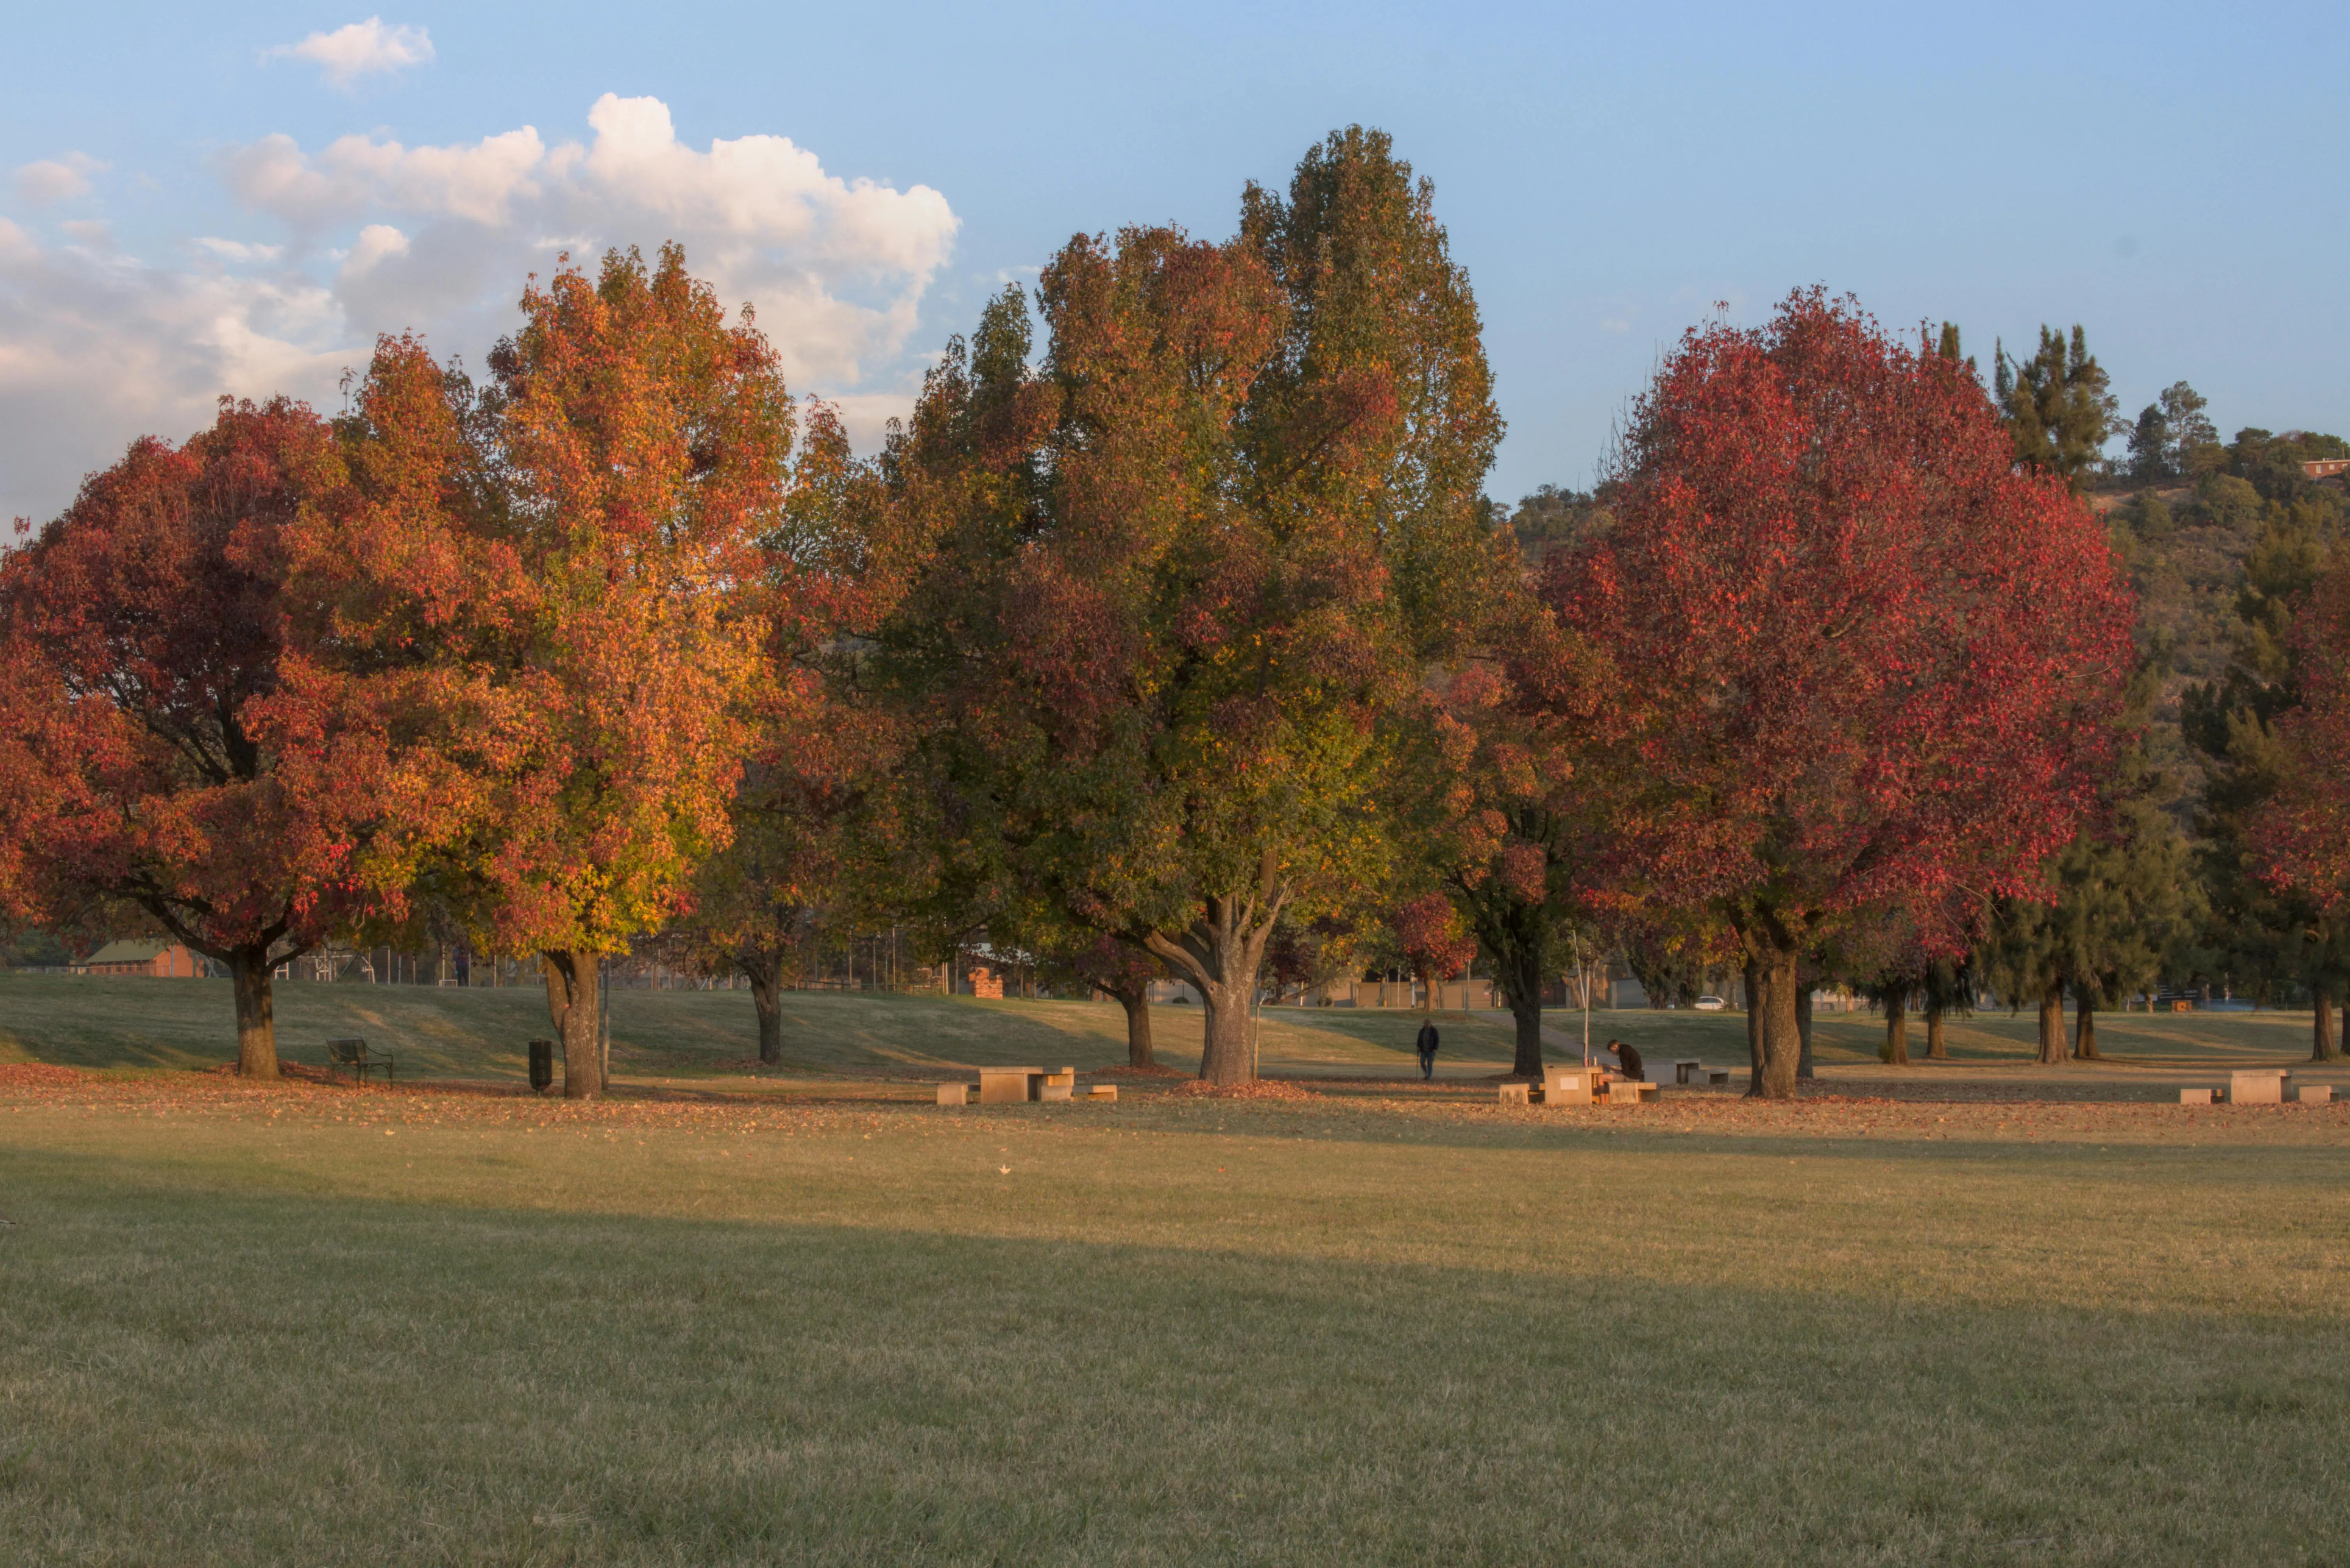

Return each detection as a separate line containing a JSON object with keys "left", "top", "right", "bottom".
{"left": 290, "top": 246, "right": 787, "bottom": 1096}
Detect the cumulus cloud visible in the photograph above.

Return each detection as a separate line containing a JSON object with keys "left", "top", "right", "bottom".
{"left": 268, "top": 18, "right": 435, "bottom": 89}
{"left": 215, "top": 93, "right": 960, "bottom": 389}
{"left": 14, "top": 153, "right": 108, "bottom": 206}
{"left": 0, "top": 220, "right": 349, "bottom": 525}
{"left": 0, "top": 96, "right": 957, "bottom": 527}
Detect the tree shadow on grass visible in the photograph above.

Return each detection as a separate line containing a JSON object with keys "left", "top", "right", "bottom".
{"left": 2, "top": 1163, "right": 2345, "bottom": 1566}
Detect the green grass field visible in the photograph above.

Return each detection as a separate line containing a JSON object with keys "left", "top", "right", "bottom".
{"left": 0, "top": 971, "right": 2331, "bottom": 1087}
{"left": 3, "top": 975, "right": 2346, "bottom": 1564}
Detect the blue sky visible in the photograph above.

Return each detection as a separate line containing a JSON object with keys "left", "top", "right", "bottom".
{"left": 5, "top": 2, "right": 2346, "bottom": 524}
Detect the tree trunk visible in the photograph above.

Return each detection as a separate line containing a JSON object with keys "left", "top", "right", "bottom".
{"left": 227, "top": 947, "right": 281, "bottom": 1080}
{"left": 1143, "top": 866, "right": 1285, "bottom": 1086}
{"left": 2073, "top": 982, "right": 2101, "bottom": 1060}
{"left": 1796, "top": 981, "right": 1816, "bottom": 1078}
{"left": 1925, "top": 1002, "right": 1948, "bottom": 1060}
{"left": 2314, "top": 982, "right": 2339, "bottom": 1063}
{"left": 543, "top": 950, "right": 603, "bottom": 1099}
{"left": 1744, "top": 957, "right": 1762, "bottom": 1086}
{"left": 1495, "top": 935, "right": 1546, "bottom": 1078}
{"left": 740, "top": 948, "right": 784, "bottom": 1066}
{"left": 1883, "top": 991, "right": 1908, "bottom": 1065}
{"left": 2036, "top": 979, "right": 2066, "bottom": 1065}
{"left": 1742, "top": 941, "right": 1803, "bottom": 1100}
{"left": 1112, "top": 983, "right": 1155, "bottom": 1070}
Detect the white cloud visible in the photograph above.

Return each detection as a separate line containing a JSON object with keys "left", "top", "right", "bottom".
{"left": 215, "top": 93, "right": 960, "bottom": 388}
{"left": 0, "top": 96, "right": 958, "bottom": 528}
{"left": 268, "top": 18, "right": 435, "bottom": 89}
{"left": 0, "top": 220, "right": 348, "bottom": 525}
{"left": 14, "top": 153, "right": 108, "bottom": 206}
{"left": 195, "top": 237, "right": 286, "bottom": 264}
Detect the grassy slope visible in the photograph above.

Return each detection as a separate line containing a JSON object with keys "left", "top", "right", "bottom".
{"left": 0, "top": 972, "right": 2330, "bottom": 1087}
{"left": 0, "top": 1082, "right": 2345, "bottom": 1565}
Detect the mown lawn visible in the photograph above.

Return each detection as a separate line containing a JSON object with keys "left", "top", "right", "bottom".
{"left": 0, "top": 1031, "right": 2346, "bottom": 1564}
{"left": 0, "top": 972, "right": 2330, "bottom": 1089}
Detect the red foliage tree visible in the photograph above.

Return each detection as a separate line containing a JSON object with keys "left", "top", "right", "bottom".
{"left": 1399, "top": 603, "right": 1608, "bottom": 1075}
{"left": 0, "top": 399, "right": 370, "bottom": 1076}
{"left": 1390, "top": 891, "right": 1476, "bottom": 1013}
{"left": 2252, "top": 562, "right": 2350, "bottom": 908}
{"left": 1552, "top": 291, "right": 2134, "bottom": 1097}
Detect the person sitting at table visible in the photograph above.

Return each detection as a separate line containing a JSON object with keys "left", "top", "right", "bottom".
{"left": 1609, "top": 1038, "right": 1645, "bottom": 1082}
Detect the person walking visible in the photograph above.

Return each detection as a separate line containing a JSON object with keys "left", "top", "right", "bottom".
{"left": 1415, "top": 1017, "right": 1440, "bottom": 1081}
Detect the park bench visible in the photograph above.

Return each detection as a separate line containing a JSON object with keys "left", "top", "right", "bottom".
{"left": 937, "top": 1083, "right": 970, "bottom": 1106}
{"left": 2297, "top": 1084, "right": 2334, "bottom": 1104}
{"left": 1497, "top": 1082, "right": 1530, "bottom": 1106}
{"left": 1039, "top": 1068, "right": 1076, "bottom": 1102}
{"left": 2179, "top": 1087, "right": 2214, "bottom": 1105}
{"left": 1604, "top": 1079, "right": 1660, "bottom": 1106}
{"left": 1087, "top": 1084, "right": 1118, "bottom": 1101}
{"left": 325, "top": 1036, "right": 394, "bottom": 1085}
{"left": 1673, "top": 1058, "right": 1704, "bottom": 1085}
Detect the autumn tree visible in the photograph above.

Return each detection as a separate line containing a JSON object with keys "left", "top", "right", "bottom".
{"left": 1391, "top": 892, "right": 1476, "bottom": 1015}
{"left": 1057, "top": 933, "right": 1165, "bottom": 1069}
{"left": 1397, "top": 607, "right": 1606, "bottom": 1075}
{"left": 877, "top": 128, "right": 1503, "bottom": 1084}
{"left": 293, "top": 248, "right": 786, "bottom": 1098}
{"left": 2247, "top": 557, "right": 2350, "bottom": 1057}
{"left": 676, "top": 403, "right": 919, "bottom": 1065}
{"left": 1552, "top": 292, "right": 2135, "bottom": 1098}
{"left": 0, "top": 399, "right": 373, "bottom": 1077}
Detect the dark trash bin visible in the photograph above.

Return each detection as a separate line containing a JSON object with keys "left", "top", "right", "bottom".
{"left": 528, "top": 1038, "right": 554, "bottom": 1093}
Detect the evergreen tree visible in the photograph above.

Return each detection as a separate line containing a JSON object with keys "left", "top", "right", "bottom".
{"left": 2127, "top": 403, "right": 2171, "bottom": 484}
{"left": 1989, "top": 659, "right": 2198, "bottom": 1060}
{"left": 2159, "top": 381, "right": 2218, "bottom": 470}
{"left": 1995, "top": 325, "right": 2121, "bottom": 491}
{"left": 2183, "top": 503, "right": 2350, "bottom": 1059}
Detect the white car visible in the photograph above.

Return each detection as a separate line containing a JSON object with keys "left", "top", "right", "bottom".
{"left": 1693, "top": 994, "right": 1726, "bottom": 1011}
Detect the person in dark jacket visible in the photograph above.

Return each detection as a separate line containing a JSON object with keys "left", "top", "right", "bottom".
{"left": 1610, "top": 1038, "right": 1645, "bottom": 1082}
{"left": 1415, "top": 1018, "right": 1440, "bottom": 1080}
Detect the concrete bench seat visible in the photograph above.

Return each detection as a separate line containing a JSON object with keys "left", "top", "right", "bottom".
{"left": 937, "top": 1083, "right": 970, "bottom": 1107}
{"left": 1673, "top": 1058, "right": 1705, "bottom": 1084}
{"left": 2230, "top": 1069, "right": 2291, "bottom": 1105}
{"left": 1605, "top": 1079, "right": 1660, "bottom": 1105}
{"left": 2295, "top": 1083, "right": 2333, "bottom": 1104}
{"left": 2179, "top": 1087, "right": 2213, "bottom": 1106}
{"left": 1498, "top": 1083, "right": 1530, "bottom": 1106}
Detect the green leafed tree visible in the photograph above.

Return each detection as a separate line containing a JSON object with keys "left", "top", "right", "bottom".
{"left": 2184, "top": 501, "right": 2350, "bottom": 1059}
{"left": 1995, "top": 325, "right": 2120, "bottom": 491}
{"left": 875, "top": 128, "right": 1505, "bottom": 1084}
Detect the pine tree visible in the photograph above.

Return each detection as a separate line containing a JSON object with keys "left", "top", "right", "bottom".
{"left": 1996, "top": 325, "right": 2121, "bottom": 492}
{"left": 1990, "top": 659, "right": 2199, "bottom": 1060}
{"left": 2184, "top": 503, "right": 2350, "bottom": 1059}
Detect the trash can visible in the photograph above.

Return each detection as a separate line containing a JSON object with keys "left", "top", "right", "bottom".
{"left": 528, "top": 1038, "right": 554, "bottom": 1093}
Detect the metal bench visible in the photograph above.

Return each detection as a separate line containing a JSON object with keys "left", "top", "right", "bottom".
{"left": 326, "top": 1036, "right": 394, "bottom": 1084}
